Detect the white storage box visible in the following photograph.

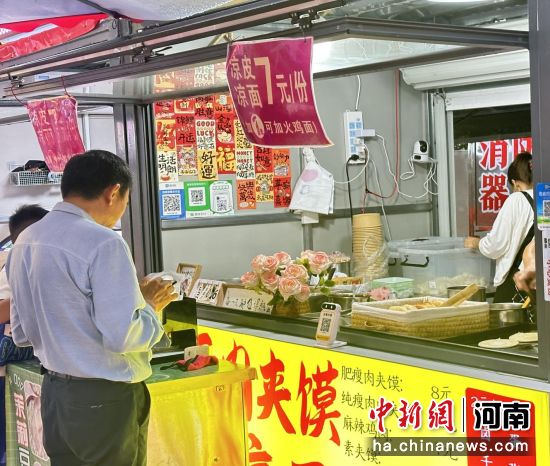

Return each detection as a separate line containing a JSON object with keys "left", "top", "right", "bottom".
{"left": 387, "top": 237, "right": 466, "bottom": 278}
{"left": 351, "top": 297, "right": 489, "bottom": 340}
{"left": 398, "top": 243, "right": 494, "bottom": 296}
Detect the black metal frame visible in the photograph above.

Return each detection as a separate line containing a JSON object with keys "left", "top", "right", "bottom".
{"left": 3, "top": 16, "right": 526, "bottom": 100}
{"left": 0, "top": 0, "right": 344, "bottom": 81}
{"left": 114, "top": 103, "right": 163, "bottom": 277}
{"left": 161, "top": 203, "right": 432, "bottom": 230}
{"left": 198, "top": 304, "right": 543, "bottom": 381}
{"left": 529, "top": 0, "right": 550, "bottom": 381}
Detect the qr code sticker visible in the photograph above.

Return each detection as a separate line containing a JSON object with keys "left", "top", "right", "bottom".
{"left": 320, "top": 317, "right": 331, "bottom": 333}
{"left": 544, "top": 200, "right": 550, "bottom": 218}
{"left": 189, "top": 187, "right": 205, "bottom": 206}
{"left": 215, "top": 197, "right": 228, "bottom": 212}
{"left": 162, "top": 194, "right": 182, "bottom": 215}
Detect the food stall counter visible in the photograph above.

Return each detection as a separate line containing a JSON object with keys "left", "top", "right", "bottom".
{"left": 6, "top": 358, "right": 257, "bottom": 466}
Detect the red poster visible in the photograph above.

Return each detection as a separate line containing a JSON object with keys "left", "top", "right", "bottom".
{"left": 217, "top": 143, "right": 236, "bottom": 175}
{"left": 214, "top": 94, "right": 235, "bottom": 115}
{"left": 512, "top": 137, "right": 532, "bottom": 156}
{"left": 226, "top": 37, "right": 332, "bottom": 147}
{"left": 465, "top": 388, "right": 536, "bottom": 466}
{"left": 175, "top": 115, "right": 196, "bottom": 146}
{"left": 27, "top": 96, "right": 85, "bottom": 172}
{"left": 154, "top": 100, "right": 175, "bottom": 119}
{"left": 237, "top": 180, "right": 257, "bottom": 210}
{"left": 274, "top": 177, "right": 292, "bottom": 208}
{"left": 175, "top": 98, "right": 195, "bottom": 114}
{"left": 156, "top": 119, "right": 177, "bottom": 151}
{"left": 195, "top": 95, "right": 215, "bottom": 120}
{"left": 273, "top": 148, "right": 291, "bottom": 177}
{"left": 215, "top": 113, "right": 235, "bottom": 146}
{"left": 214, "top": 63, "right": 228, "bottom": 86}
{"left": 174, "top": 69, "right": 195, "bottom": 89}
{"left": 254, "top": 146, "right": 273, "bottom": 173}
{"left": 154, "top": 72, "right": 176, "bottom": 92}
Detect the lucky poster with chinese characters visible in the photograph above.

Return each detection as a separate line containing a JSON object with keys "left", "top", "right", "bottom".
{"left": 226, "top": 37, "right": 332, "bottom": 148}
{"left": 154, "top": 89, "right": 292, "bottom": 216}
{"left": 472, "top": 138, "right": 532, "bottom": 232}
{"left": 197, "top": 325, "right": 549, "bottom": 466}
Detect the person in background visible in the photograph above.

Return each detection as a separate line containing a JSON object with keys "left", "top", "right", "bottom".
{"left": 465, "top": 152, "right": 534, "bottom": 303}
{"left": 6, "top": 150, "right": 176, "bottom": 466}
{"left": 514, "top": 239, "right": 536, "bottom": 295}
{"left": 0, "top": 204, "right": 48, "bottom": 466}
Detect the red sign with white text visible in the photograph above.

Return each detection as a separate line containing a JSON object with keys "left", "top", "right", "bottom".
{"left": 27, "top": 96, "right": 85, "bottom": 172}
{"left": 472, "top": 138, "right": 532, "bottom": 233}
{"left": 226, "top": 37, "right": 332, "bottom": 148}
{"left": 465, "top": 388, "right": 536, "bottom": 466}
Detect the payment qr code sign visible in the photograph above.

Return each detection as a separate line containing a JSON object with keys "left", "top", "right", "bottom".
{"left": 190, "top": 187, "right": 206, "bottom": 206}
{"left": 185, "top": 181, "right": 211, "bottom": 218}
{"left": 536, "top": 183, "right": 550, "bottom": 230}
{"left": 320, "top": 317, "right": 331, "bottom": 333}
{"left": 210, "top": 180, "right": 234, "bottom": 216}
{"left": 159, "top": 182, "right": 185, "bottom": 220}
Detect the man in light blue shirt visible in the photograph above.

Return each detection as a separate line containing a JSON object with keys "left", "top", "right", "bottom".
{"left": 6, "top": 150, "right": 175, "bottom": 466}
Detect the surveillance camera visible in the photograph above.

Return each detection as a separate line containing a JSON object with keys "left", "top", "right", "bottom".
{"left": 413, "top": 140, "right": 428, "bottom": 155}
{"left": 412, "top": 140, "right": 430, "bottom": 162}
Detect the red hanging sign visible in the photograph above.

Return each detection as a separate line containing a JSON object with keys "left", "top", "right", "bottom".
{"left": 226, "top": 37, "right": 332, "bottom": 148}
{"left": 27, "top": 96, "right": 85, "bottom": 172}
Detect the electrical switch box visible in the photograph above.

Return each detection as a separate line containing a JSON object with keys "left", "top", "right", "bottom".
{"left": 343, "top": 111, "right": 364, "bottom": 164}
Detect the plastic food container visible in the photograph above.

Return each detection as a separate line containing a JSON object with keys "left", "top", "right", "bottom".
{"left": 371, "top": 277, "right": 414, "bottom": 298}
{"left": 388, "top": 237, "right": 466, "bottom": 277}
{"left": 397, "top": 243, "right": 494, "bottom": 297}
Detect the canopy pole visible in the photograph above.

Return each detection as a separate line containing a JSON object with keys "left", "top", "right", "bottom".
{"left": 73, "top": 0, "right": 121, "bottom": 19}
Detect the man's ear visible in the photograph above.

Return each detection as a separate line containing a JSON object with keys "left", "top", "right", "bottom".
{"left": 104, "top": 184, "right": 121, "bottom": 206}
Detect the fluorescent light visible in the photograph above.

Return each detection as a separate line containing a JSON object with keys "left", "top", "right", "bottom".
{"left": 313, "top": 41, "right": 333, "bottom": 62}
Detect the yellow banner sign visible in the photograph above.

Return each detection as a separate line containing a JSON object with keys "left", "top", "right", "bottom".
{"left": 198, "top": 325, "right": 549, "bottom": 466}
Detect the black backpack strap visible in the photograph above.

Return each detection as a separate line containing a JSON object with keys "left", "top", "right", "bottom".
{"left": 509, "top": 191, "right": 535, "bottom": 274}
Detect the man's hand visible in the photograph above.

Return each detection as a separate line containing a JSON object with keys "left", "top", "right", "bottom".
{"left": 139, "top": 277, "right": 177, "bottom": 314}
{"left": 514, "top": 239, "right": 536, "bottom": 297}
{"left": 464, "top": 237, "right": 481, "bottom": 249}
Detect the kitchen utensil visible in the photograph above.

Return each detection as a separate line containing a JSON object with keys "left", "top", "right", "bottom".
{"left": 438, "top": 283, "right": 479, "bottom": 307}
{"left": 331, "top": 262, "right": 351, "bottom": 276}
{"left": 329, "top": 293, "right": 355, "bottom": 312}
{"left": 522, "top": 297, "right": 531, "bottom": 309}
{"left": 447, "top": 285, "right": 486, "bottom": 302}
{"left": 308, "top": 292, "right": 328, "bottom": 313}
{"left": 489, "top": 303, "right": 528, "bottom": 327}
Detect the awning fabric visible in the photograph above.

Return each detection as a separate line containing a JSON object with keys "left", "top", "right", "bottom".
{"left": 0, "top": 19, "right": 103, "bottom": 62}
{"left": 0, "top": 0, "right": 240, "bottom": 30}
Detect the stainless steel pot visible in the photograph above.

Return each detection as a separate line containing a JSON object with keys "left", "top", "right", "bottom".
{"left": 447, "top": 285, "right": 487, "bottom": 302}
{"left": 489, "top": 303, "right": 528, "bottom": 327}
{"left": 331, "top": 261, "right": 351, "bottom": 277}
{"left": 308, "top": 292, "right": 328, "bottom": 313}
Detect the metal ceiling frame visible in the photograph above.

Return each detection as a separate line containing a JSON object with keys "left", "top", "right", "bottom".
{"left": 0, "top": 0, "right": 345, "bottom": 80}
{"left": 2, "top": 15, "right": 528, "bottom": 100}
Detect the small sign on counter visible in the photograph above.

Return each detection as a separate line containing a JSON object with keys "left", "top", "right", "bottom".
{"left": 222, "top": 285, "right": 273, "bottom": 314}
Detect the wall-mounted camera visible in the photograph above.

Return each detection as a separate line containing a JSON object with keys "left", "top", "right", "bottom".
{"left": 412, "top": 140, "right": 430, "bottom": 163}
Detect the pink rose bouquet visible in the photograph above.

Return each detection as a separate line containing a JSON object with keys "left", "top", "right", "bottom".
{"left": 241, "top": 249, "right": 335, "bottom": 305}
